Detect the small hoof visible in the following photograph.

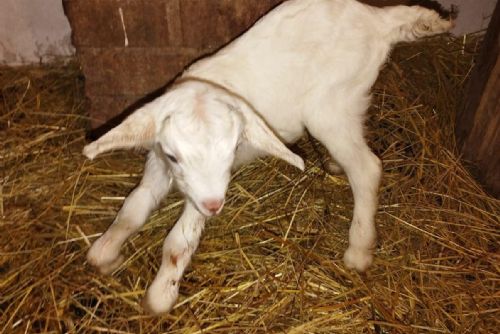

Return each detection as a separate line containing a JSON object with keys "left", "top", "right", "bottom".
{"left": 343, "top": 247, "right": 373, "bottom": 272}
{"left": 98, "top": 254, "right": 125, "bottom": 275}
{"left": 141, "top": 296, "right": 164, "bottom": 316}
{"left": 142, "top": 282, "right": 179, "bottom": 315}
{"left": 326, "top": 161, "right": 343, "bottom": 175}
{"left": 87, "top": 248, "right": 125, "bottom": 275}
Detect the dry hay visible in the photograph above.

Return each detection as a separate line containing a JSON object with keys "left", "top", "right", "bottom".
{"left": 1, "top": 35, "right": 499, "bottom": 334}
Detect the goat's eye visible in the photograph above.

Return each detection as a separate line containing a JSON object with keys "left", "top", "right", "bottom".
{"left": 166, "top": 154, "right": 178, "bottom": 164}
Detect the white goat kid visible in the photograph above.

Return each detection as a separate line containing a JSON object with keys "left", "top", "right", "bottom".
{"left": 83, "top": 0, "right": 453, "bottom": 314}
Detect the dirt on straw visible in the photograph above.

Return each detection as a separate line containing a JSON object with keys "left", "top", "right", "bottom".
{"left": 1, "top": 35, "right": 499, "bottom": 334}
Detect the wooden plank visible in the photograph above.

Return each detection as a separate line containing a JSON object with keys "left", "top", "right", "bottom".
{"left": 456, "top": 1, "right": 500, "bottom": 197}
{"left": 165, "top": 0, "right": 183, "bottom": 46}
{"left": 179, "top": 0, "right": 281, "bottom": 49}
{"left": 78, "top": 47, "right": 199, "bottom": 96}
{"left": 64, "top": 0, "right": 173, "bottom": 47}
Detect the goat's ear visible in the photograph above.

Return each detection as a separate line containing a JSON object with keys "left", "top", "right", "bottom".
{"left": 236, "top": 102, "right": 305, "bottom": 171}
{"left": 83, "top": 101, "right": 163, "bottom": 160}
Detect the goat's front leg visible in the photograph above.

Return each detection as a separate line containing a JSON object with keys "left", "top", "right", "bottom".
{"left": 87, "top": 151, "right": 172, "bottom": 274}
{"left": 143, "top": 201, "right": 206, "bottom": 315}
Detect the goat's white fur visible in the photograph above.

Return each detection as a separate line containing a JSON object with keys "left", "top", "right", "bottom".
{"left": 84, "top": 0, "right": 453, "bottom": 314}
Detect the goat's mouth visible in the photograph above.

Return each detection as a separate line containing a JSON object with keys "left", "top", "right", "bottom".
{"left": 199, "top": 206, "right": 224, "bottom": 217}
{"left": 204, "top": 207, "right": 224, "bottom": 217}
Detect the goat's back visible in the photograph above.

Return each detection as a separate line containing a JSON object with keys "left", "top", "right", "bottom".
{"left": 185, "top": 0, "right": 452, "bottom": 142}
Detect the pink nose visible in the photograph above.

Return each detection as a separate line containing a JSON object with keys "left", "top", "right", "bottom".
{"left": 202, "top": 199, "right": 224, "bottom": 215}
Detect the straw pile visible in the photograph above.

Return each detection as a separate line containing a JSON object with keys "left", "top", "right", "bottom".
{"left": 1, "top": 35, "right": 499, "bottom": 334}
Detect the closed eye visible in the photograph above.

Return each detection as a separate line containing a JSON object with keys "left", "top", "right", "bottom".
{"left": 166, "top": 153, "right": 178, "bottom": 164}
{"left": 159, "top": 144, "right": 180, "bottom": 164}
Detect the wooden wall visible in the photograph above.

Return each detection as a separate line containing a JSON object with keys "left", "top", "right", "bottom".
{"left": 64, "top": 0, "right": 283, "bottom": 128}
{"left": 456, "top": 1, "right": 500, "bottom": 197}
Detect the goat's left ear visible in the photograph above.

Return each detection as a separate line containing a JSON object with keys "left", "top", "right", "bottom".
{"left": 83, "top": 98, "right": 168, "bottom": 160}
{"left": 235, "top": 101, "right": 305, "bottom": 171}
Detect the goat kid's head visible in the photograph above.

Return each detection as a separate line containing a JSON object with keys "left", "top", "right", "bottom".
{"left": 83, "top": 81, "right": 304, "bottom": 217}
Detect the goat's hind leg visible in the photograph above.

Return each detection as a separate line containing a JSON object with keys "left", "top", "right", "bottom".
{"left": 307, "top": 114, "right": 382, "bottom": 272}
{"left": 341, "top": 144, "right": 381, "bottom": 272}
{"left": 87, "top": 150, "right": 172, "bottom": 274}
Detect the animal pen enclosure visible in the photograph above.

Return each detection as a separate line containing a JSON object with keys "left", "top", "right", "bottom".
{"left": 1, "top": 1, "right": 499, "bottom": 333}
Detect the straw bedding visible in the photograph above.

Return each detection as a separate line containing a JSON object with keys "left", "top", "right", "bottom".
{"left": 1, "top": 36, "right": 499, "bottom": 334}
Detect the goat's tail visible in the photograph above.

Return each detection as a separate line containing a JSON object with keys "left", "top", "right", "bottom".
{"left": 385, "top": 5, "right": 456, "bottom": 44}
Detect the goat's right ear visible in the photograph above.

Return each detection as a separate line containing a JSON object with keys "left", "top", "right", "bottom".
{"left": 83, "top": 99, "right": 167, "bottom": 160}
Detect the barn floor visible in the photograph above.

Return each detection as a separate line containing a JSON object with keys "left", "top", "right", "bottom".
{"left": 1, "top": 36, "right": 499, "bottom": 334}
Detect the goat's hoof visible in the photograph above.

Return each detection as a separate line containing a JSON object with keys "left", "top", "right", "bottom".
{"left": 98, "top": 254, "right": 125, "bottom": 275}
{"left": 343, "top": 247, "right": 373, "bottom": 272}
{"left": 142, "top": 281, "right": 179, "bottom": 315}
{"left": 325, "top": 160, "right": 343, "bottom": 175}
{"left": 87, "top": 249, "right": 125, "bottom": 275}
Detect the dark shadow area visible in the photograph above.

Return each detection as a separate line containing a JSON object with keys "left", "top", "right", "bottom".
{"left": 409, "top": 0, "right": 459, "bottom": 20}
